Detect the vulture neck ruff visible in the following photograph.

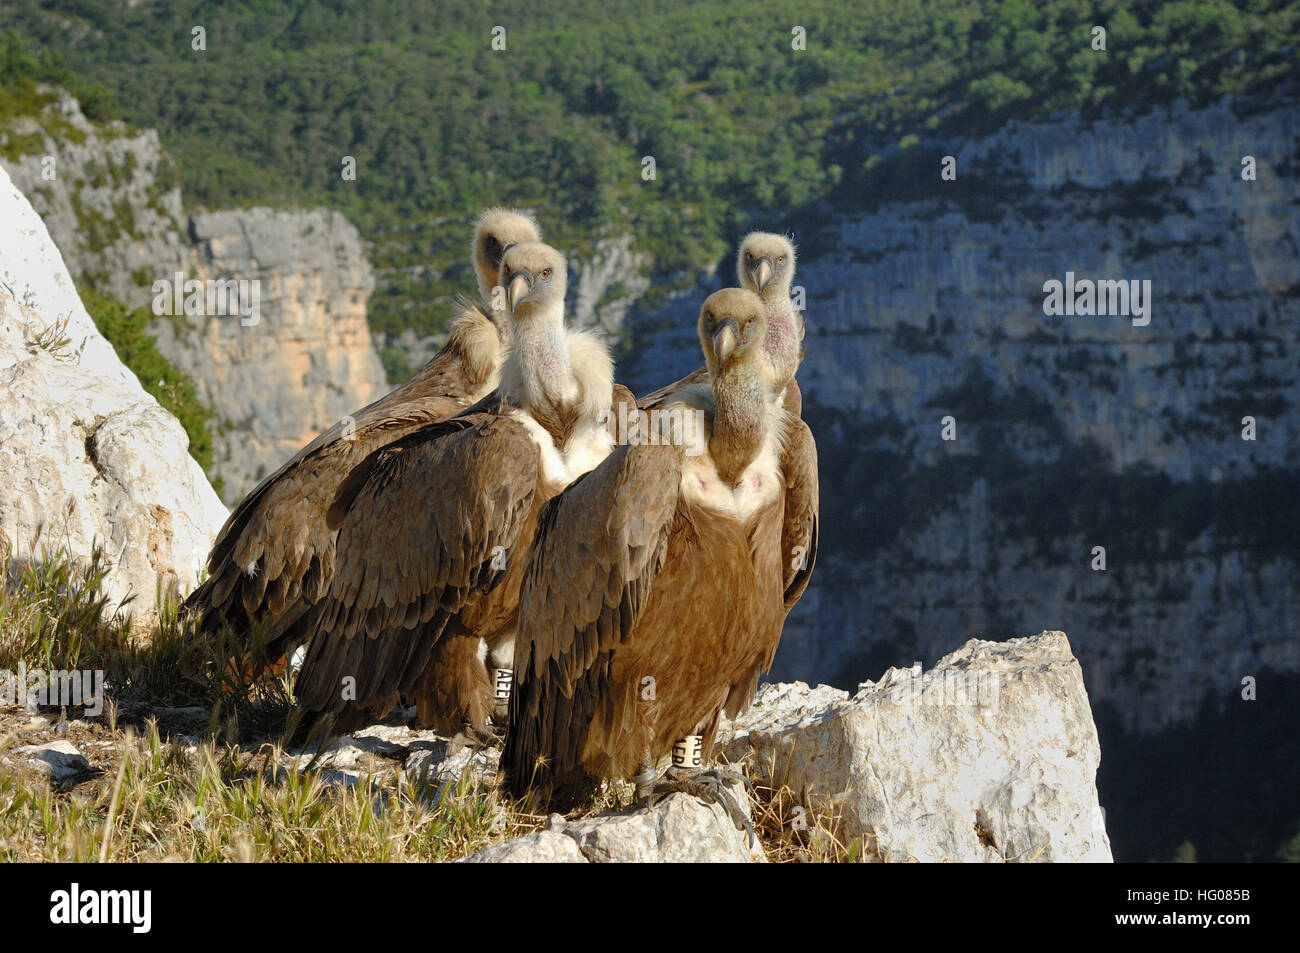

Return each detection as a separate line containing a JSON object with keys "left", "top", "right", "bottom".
{"left": 446, "top": 300, "right": 506, "bottom": 399}
{"left": 500, "top": 319, "right": 615, "bottom": 493}
{"left": 671, "top": 380, "right": 787, "bottom": 523}
{"left": 760, "top": 289, "right": 801, "bottom": 395}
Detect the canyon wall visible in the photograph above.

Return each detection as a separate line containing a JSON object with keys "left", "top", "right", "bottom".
{"left": 621, "top": 96, "right": 1300, "bottom": 734}
{"left": 1, "top": 89, "right": 389, "bottom": 503}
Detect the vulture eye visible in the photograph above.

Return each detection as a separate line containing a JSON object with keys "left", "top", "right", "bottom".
{"left": 777, "top": 255, "right": 785, "bottom": 263}
{"left": 540, "top": 268, "right": 552, "bottom": 279}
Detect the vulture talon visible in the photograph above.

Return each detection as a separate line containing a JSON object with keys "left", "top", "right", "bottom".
{"left": 646, "top": 766, "right": 756, "bottom": 846}
{"left": 634, "top": 764, "right": 660, "bottom": 810}
{"left": 448, "top": 722, "right": 501, "bottom": 754}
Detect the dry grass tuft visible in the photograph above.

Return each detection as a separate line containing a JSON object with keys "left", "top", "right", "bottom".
{"left": 0, "top": 720, "right": 542, "bottom": 862}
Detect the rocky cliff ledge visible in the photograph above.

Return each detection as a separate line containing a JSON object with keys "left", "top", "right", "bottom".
{"left": 3, "top": 629, "right": 1103, "bottom": 862}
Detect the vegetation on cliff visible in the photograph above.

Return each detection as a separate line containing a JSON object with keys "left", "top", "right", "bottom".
{"left": 1, "top": 1, "right": 1295, "bottom": 340}
{"left": 77, "top": 288, "right": 219, "bottom": 490}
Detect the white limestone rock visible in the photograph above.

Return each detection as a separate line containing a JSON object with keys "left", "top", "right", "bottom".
{"left": 462, "top": 789, "right": 759, "bottom": 864}
{"left": 0, "top": 165, "right": 227, "bottom": 617}
{"left": 16, "top": 740, "right": 92, "bottom": 784}
{"left": 721, "top": 631, "right": 1114, "bottom": 863}
{"left": 551, "top": 791, "right": 758, "bottom": 863}
{"left": 460, "top": 831, "right": 590, "bottom": 864}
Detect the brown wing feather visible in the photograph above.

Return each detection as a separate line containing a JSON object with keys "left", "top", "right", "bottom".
{"left": 638, "top": 369, "right": 800, "bottom": 416}
{"left": 781, "top": 416, "right": 819, "bottom": 611}
{"left": 186, "top": 302, "right": 503, "bottom": 661}
{"left": 635, "top": 365, "right": 709, "bottom": 410}
{"left": 610, "top": 496, "right": 784, "bottom": 757}
{"left": 292, "top": 413, "right": 540, "bottom": 722}
{"left": 504, "top": 442, "right": 682, "bottom": 804}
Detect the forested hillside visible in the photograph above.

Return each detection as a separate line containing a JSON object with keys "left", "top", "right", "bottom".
{"left": 3, "top": 0, "right": 1295, "bottom": 376}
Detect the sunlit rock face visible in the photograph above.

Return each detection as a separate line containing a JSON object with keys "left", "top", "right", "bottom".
{"left": 148, "top": 206, "right": 388, "bottom": 501}
{"left": 0, "top": 164, "right": 227, "bottom": 617}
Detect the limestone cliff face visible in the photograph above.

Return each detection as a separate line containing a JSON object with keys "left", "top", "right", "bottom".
{"left": 570, "top": 233, "right": 652, "bottom": 336}
{"left": 149, "top": 208, "right": 387, "bottom": 496}
{"left": 1, "top": 89, "right": 389, "bottom": 503}
{"left": 620, "top": 96, "right": 1300, "bottom": 733}
{"left": 0, "top": 88, "right": 187, "bottom": 301}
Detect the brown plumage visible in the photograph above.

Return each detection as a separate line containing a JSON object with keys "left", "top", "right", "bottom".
{"left": 505, "top": 288, "right": 793, "bottom": 810}
{"left": 184, "top": 208, "right": 541, "bottom": 666}
{"left": 291, "top": 242, "right": 629, "bottom": 738}
{"left": 639, "top": 231, "right": 817, "bottom": 612}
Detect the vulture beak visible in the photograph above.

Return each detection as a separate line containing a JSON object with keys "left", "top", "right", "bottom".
{"left": 712, "top": 317, "right": 740, "bottom": 367}
{"left": 751, "top": 256, "right": 774, "bottom": 293}
{"left": 507, "top": 271, "right": 532, "bottom": 312}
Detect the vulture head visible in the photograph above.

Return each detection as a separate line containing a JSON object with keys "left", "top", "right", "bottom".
{"left": 698, "top": 287, "right": 767, "bottom": 381}
{"left": 500, "top": 242, "right": 567, "bottom": 321}
{"left": 737, "top": 232, "right": 796, "bottom": 297}
{"left": 698, "top": 288, "right": 771, "bottom": 485}
{"left": 473, "top": 207, "right": 542, "bottom": 305}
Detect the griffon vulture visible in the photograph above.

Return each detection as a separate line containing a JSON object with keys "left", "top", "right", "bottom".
{"left": 505, "top": 288, "right": 803, "bottom": 832}
{"left": 185, "top": 208, "right": 541, "bottom": 669}
{"left": 640, "top": 231, "right": 817, "bottom": 613}
{"left": 291, "top": 242, "right": 632, "bottom": 741}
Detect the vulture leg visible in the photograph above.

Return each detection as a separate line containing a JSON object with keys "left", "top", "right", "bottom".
{"left": 447, "top": 722, "right": 502, "bottom": 756}
{"left": 412, "top": 629, "right": 497, "bottom": 741}
{"left": 642, "top": 765, "right": 756, "bottom": 846}
{"left": 633, "top": 750, "right": 658, "bottom": 808}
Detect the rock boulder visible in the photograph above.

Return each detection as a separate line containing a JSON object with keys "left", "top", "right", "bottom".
{"left": 0, "top": 165, "right": 228, "bottom": 617}
{"left": 720, "top": 631, "right": 1113, "bottom": 862}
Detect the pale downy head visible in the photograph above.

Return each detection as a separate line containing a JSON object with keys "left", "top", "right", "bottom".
{"left": 738, "top": 231, "right": 803, "bottom": 392}
{"left": 472, "top": 207, "right": 542, "bottom": 305}
{"left": 737, "top": 232, "right": 796, "bottom": 297}
{"left": 698, "top": 287, "right": 768, "bottom": 381}
{"left": 699, "top": 288, "right": 771, "bottom": 485}
{"left": 500, "top": 241, "right": 567, "bottom": 323}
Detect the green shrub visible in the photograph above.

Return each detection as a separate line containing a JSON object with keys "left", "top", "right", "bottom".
{"left": 78, "top": 288, "right": 216, "bottom": 478}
